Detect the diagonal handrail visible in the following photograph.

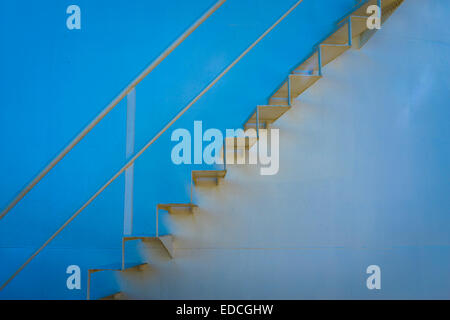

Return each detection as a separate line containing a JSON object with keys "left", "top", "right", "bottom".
{"left": 0, "top": 0, "right": 227, "bottom": 221}
{"left": 0, "top": 0, "right": 305, "bottom": 291}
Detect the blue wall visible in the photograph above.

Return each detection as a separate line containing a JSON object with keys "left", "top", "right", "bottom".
{"left": 0, "top": 0, "right": 357, "bottom": 299}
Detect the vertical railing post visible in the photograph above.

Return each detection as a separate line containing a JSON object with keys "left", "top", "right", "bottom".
{"left": 256, "top": 106, "right": 260, "bottom": 139}
{"left": 121, "top": 238, "right": 126, "bottom": 270}
{"left": 378, "top": 0, "right": 382, "bottom": 21}
{"left": 288, "top": 76, "right": 292, "bottom": 106}
{"left": 348, "top": 16, "right": 352, "bottom": 46}
{"left": 190, "top": 175, "right": 193, "bottom": 204}
{"left": 123, "top": 88, "right": 136, "bottom": 235}
{"left": 318, "top": 47, "right": 323, "bottom": 76}
{"left": 223, "top": 137, "right": 227, "bottom": 171}
{"left": 256, "top": 105, "right": 260, "bottom": 160}
{"left": 87, "top": 271, "right": 92, "bottom": 300}
{"left": 156, "top": 206, "right": 159, "bottom": 237}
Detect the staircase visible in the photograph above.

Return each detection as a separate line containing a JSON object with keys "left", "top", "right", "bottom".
{"left": 86, "top": 0, "right": 404, "bottom": 300}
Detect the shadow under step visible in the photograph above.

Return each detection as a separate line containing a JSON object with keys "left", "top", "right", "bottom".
{"left": 192, "top": 170, "right": 226, "bottom": 186}
{"left": 99, "top": 292, "right": 124, "bottom": 300}
{"left": 157, "top": 203, "right": 198, "bottom": 214}
{"left": 87, "top": 262, "right": 147, "bottom": 300}
{"left": 123, "top": 235, "right": 174, "bottom": 259}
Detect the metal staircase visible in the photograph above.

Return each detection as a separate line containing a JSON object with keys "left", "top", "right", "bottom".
{"left": 88, "top": 0, "right": 403, "bottom": 300}
{"left": 0, "top": 0, "right": 405, "bottom": 299}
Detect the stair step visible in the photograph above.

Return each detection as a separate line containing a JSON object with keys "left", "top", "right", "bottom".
{"left": 292, "top": 49, "right": 320, "bottom": 76}
{"left": 348, "top": 0, "right": 378, "bottom": 18}
{"left": 99, "top": 292, "right": 123, "bottom": 300}
{"left": 268, "top": 97, "right": 289, "bottom": 106}
{"left": 157, "top": 203, "right": 198, "bottom": 214}
{"left": 382, "top": 0, "right": 404, "bottom": 18}
{"left": 322, "top": 21, "right": 350, "bottom": 45}
{"left": 319, "top": 15, "right": 370, "bottom": 64}
{"left": 322, "top": 14, "right": 372, "bottom": 46}
{"left": 87, "top": 263, "right": 146, "bottom": 300}
{"left": 224, "top": 136, "right": 258, "bottom": 150}
{"left": 89, "top": 262, "right": 147, "bottom": 274}
{"left": 192, "top": 170, "right": 226, "bottom": 186}
{"left": 339, "top": 0, "right": 403, "bottom": 35}
{"left": 268, "top": 82, "right": 288, "bottom": 106}
{"left": 124, "top": 235, "right": 174, "bottom": 258}
{"left": 319, "top": 44, "right": 350, "bottom": 67}
{"left": 289, "top": 74, "right": 321, "bottom": 101}
{"left": 269, "top": 73, "right": 321, "bottom": 106}
{"left": 349, "top": 0, "right": 401, "bottom": 19}
{"left": 244, "top": 105, "right": 291, "bottom": 130}
{"left": 351, "top": 15, "right": 371, "bottom": 38}
{"left": 353, "top": 0, "right": 404, "bottom": 48}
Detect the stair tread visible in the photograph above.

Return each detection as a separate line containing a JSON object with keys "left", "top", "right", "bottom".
{"left": 289, "top": 74, "right": 321, "bottom": 100}
{"left": 157, "top": 203, "right": 198, "bottom": 210}
{"left": 293, "top": 50, "right": 320, "bottom": 75}
{"left": 192, "top": 170, "right": 227, "bottom": 178}
{"left": 89, "top": 262, "right": 147, "bottom": 273}
{"left": 350, "top": 15, "right": 370, "bottom": 38}
{"left": 124, "top": 235, "right": 157, "bottom": 240}
{"left": 192, "top": 170, "right": 227, "bottom": 185}
{"left": 269, "top": 72, "right": 322, "bottom": 106}
{"left": 124, "top": 234, "right": 172, "bottom": 239}
{"left": 224, "top": 136, "right": 258, "bottom": 148}
{"left": 245, "top": 105, "right": 290, "bottom": 128}
{"left": 320, "top": 44, "right": 350, "bottom": 67}
{"left": 124, "top": 235, "right": 173, "bottom": 257}
{"left": 322, "top": 21, "right": 350, "bottom": 45}
{"left": 99, "top": 292, "right": 123, "bottom": 300}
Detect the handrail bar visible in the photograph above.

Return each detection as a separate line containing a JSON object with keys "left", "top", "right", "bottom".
{"left": 0, "top": 0, "right": 227, "bottom": 221}
{"left": 0, "top": 0, "right": 305, "bottom": 291}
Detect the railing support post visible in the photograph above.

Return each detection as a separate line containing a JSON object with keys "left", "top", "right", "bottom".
{"left": 123, "top": 88, "right": 136, "bottom": 235}
{"left": 348, "top": 16, "right": 352, "bottom": 46}
{"left": 318, "top": 46, "right": 323, "bottom": 76}
{"left": 87, "top": 271, "right": 92, "bottom": 300}
{"left": 122, "top": 238, "right": 126, "bottom": 270}
{"left": 223, "top": 137, "right": 227, "bottom": 171}
{"left": 156, "top": 206, "right": 159, "bottom": 237}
